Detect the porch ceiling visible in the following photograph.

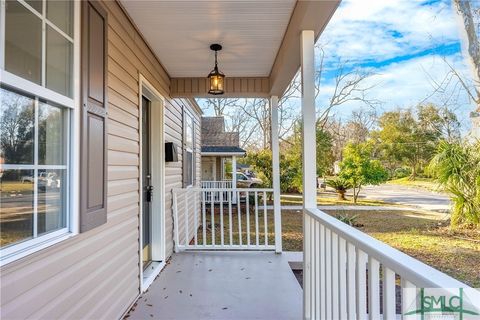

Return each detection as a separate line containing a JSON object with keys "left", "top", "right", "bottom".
{"left": 120, "top": 0, "right": 340, "bottom": 98}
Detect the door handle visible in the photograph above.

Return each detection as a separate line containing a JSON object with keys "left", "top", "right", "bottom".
{"left": 146, "top": 185, "right": 154, "bottom": 202}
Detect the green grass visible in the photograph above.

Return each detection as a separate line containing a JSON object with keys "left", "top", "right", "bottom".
{"left": 197, "top": 207, "right": 479, "bottom": 287}
{"left": 388, "top": 177, "right": 443, "bottom": 193}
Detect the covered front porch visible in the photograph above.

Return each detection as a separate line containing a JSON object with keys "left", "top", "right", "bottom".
{"left": 119, "top": 0, "right": 473, "bottom": 319}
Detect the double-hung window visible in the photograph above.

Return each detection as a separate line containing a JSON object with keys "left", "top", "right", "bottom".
{"left": 183, "top": 111, "right": 195, "bottom": 187}
{"left": 0, "top": 0, "right": 76, "bottom": 263}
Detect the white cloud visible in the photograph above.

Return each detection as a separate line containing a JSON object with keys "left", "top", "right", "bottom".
{"left": 320, "top": 0, "right": 462, "bottom": 64}
{"left": 316, "top": 52, "right": 475, "bottom": 131}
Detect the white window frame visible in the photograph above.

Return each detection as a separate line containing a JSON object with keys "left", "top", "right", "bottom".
{"left": 0, "top": 0, "right": 80, "bottom": 266}
{"left": 184, "top": 110, "right": 195, "bottom": 187}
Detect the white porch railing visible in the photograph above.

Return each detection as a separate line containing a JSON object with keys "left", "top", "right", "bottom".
{"left": 173, "top": 187, "right": 280, "bottom": 252}
{"left": 200, "top": 181, "right": 234, "bottom": 203}
{"left": 201, "top": 180, "right": 233, "bottom": 189}
{"left": 303, "top": 207, "right": 471, "bottom": 320}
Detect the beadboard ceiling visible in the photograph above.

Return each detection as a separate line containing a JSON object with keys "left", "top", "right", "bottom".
{"left": 120, "top": 0, "right": 297, "bottom": 78}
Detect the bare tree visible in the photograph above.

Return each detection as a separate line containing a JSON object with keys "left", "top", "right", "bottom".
{"left": 313, "top": 47, "right": 381, "bottom": 129}
{"left": 201, "top": 98, "right": 241, "bottom": 116}
{"left": 453, "top": 0, "right": 480, "bottom": 104}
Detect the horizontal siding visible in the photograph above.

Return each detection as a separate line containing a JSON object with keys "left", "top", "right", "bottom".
{"left": 171, "top": 77, "right": 270, "bottom": 98}
{"left": 0, "top": 1, "right": 201, "bottom": 320}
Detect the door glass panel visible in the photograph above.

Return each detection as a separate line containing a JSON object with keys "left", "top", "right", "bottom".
{"left": 46, "top": 25, "right": 73, "bottom": 97}
{"left": 0, "top": 170, "right": 34, "bottom": 248}
{"left": 142, "top": 96, "right": 152, "bottom": 269}
{"left": 47, "top": 0, "right": 73, "bottom": 37}
{"left": 37, "top": 169, "right": 66, "bottom": 235}
{"left": 5, "top": 0, "right": 42, "bottom": 85}
{"left": 0, "top": 87, "right": 35, "bottom": 164}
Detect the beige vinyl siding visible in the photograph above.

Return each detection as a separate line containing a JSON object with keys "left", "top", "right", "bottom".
{"left": 164, "top": 99, "right": 201, "bottom": 256}
{"left": 0, "top": 1, "right": 201, "bottom": 319}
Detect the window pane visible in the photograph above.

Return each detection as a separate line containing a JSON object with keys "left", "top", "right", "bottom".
{"left": 46, "top": 26, "right": 73, "bottom": 97}
{"left": 186, "top": 116, "right": 194, "bottom": 147}
{"left": 38, "top": 102, "right": 67, "bottom": 165}
{"left": 5, "top": 0, "right": 42, "bottom": 85}
{"left": 37, "top": 169, "right": 66, "bottom": 235}
{"left": 186, "top": 151, "right": 193, "bottom": 185}
{"left": 47, "top": 0, "right": 73, "bottom": 37}
{"left": 0, "top": 170, "right": 34, "bottom": 248}
{"left": 0, "top": 87, "right": 35, "bottom": 164}
{"left": 25, "top": 0, "right": 42, "bottom": 14}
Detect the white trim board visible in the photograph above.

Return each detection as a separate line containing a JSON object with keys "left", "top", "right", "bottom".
{"left": 138, "top": 74, "right": 167, "bottom": 293}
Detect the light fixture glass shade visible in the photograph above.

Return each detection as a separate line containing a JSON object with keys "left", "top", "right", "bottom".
{"left": 207, "top": 44, "right": 225, "bottom": 95}
{"left": 208, "top": 67, "right": 225, "bottom": 95}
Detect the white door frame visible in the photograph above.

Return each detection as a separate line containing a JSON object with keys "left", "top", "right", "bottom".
{"left": 139, "top": 74, "right": 166, "bottom": 292}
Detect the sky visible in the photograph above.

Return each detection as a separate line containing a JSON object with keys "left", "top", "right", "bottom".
{"left": 199, "top": 0, "right": 478, "bottom": 134}
{"left": 315, "top": 0, "right": 478, "bottom": 130}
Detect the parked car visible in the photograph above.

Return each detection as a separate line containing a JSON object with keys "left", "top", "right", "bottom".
{"left": 236, "top": 172, "right": 262, "bottom": 188}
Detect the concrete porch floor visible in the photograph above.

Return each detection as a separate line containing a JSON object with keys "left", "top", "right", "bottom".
{"left": 126, "top": 251, "right": 303, "bottom": 320}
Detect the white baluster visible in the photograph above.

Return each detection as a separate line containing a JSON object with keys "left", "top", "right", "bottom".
{"left": 368, "top": 257, "right": 380, "bottom": 320}
{"left": 347, "top": 243, "right": 357, "bottom": 319}
{"left": 356, "top": 249, "right": 367, "bottom": 320}
{"left": 383, "top": 267, "right": 396, "bottom": 320}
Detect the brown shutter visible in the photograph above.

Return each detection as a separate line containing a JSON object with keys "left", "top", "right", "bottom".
{"left": 80, "top": 0, "right": 108, "bottom": 232}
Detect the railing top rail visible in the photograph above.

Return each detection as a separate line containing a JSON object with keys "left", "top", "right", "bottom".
{"left": 304, "top": 207, "right": 470, "bottom": 289}
{"left": 173, "top": 187, "right": 274, "bottom": 193}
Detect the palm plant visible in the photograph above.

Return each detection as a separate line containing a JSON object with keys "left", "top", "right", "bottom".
{"left": 428, "top": 140, "right": 480, "bottom": 227}
{"left": 326, "top": 178, "right": 352, "bottom": 201}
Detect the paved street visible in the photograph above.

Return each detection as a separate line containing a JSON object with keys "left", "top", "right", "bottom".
{"left": 360, "top": 184, "right": 451, "bottom": 212}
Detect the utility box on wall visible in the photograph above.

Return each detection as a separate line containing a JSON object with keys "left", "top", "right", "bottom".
{"left": 165, "top": 142, "right": 178, "bottom": 162}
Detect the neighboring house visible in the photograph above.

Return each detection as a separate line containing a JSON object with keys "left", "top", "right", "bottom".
{"left": 200, "top": 116, "right": 245, "bottom": 188}
{"left": 0, "top": 1, "right": 471, "bottom": 319}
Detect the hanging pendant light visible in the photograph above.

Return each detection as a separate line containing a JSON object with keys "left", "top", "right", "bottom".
{"left": 207, "top": 44, "right": 225, "bottom": 95}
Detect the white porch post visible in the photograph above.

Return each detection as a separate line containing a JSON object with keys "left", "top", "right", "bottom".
{"left": 301, "top": 30, "right": 316, "bottom": 320}
{"left": 232, "top": 155, "right": 237, "bottom": 202}
{"left": 270, "top": 95, "right": 282, "bottom": 253}
{"left": 301, "top": 30, "right": 317, "bottom": 209}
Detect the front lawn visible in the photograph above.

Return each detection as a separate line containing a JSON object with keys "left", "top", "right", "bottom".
{"left": 387, "top": 177, "right": 443, "bottom": 193}
{"left": 281, "top": 209, "right": 480, "bottom": 287}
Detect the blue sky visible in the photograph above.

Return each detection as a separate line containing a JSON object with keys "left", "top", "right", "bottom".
{"left": 198, "top": 0, "right": 477, "bottom": 135}
{"left": 315, "top": 0, "right": 477, "bottom": 129}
